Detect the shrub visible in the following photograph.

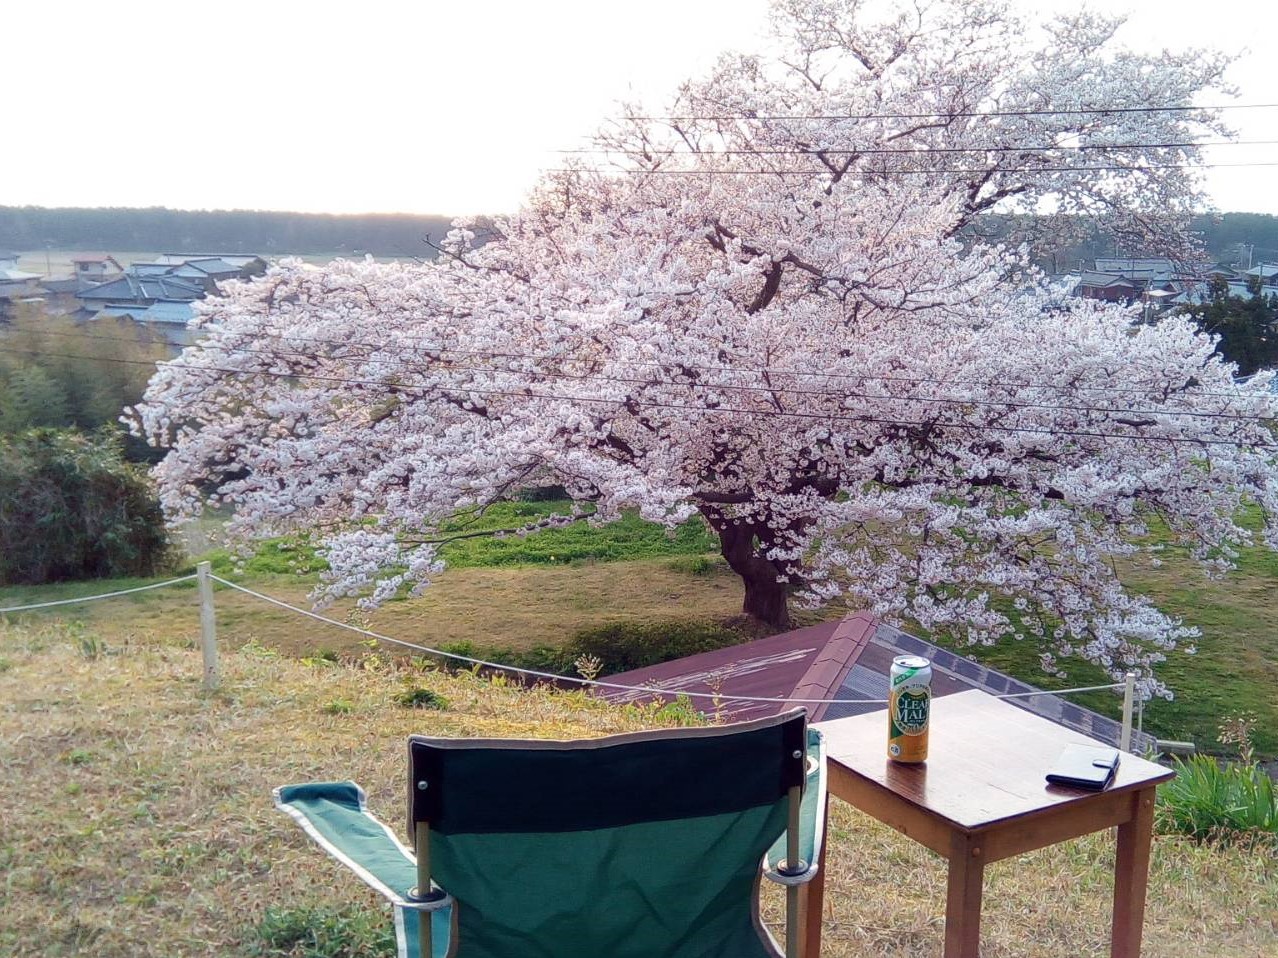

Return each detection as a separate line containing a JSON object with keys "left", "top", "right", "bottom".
{"left": 250, "top": 905, "right": 395, "bottom": 958}
{"left": 566, "top": 619, "right": 744, "bottom": 675}
{"left": 394, "top": 687, "right": 449, "bottom": 710}
{"left": 0, "top": 428, "right": 174, "bottom": 585}
{"left": 1157, "top": 755, "right": 1278, "bottom": 842}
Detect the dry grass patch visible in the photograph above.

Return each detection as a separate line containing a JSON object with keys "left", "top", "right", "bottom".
{"left": 0, "top": 558, "right": 746, "bottom": 659}
{"left": 1, "top": 622, "right": 1275, "bottom": 957}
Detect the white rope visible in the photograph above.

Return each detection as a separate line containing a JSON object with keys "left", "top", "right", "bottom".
{"left": 208, "top": 575, "right": 1127, "bottom": 707}
{"left": 0, "top": 574, "right": 199, "bottom": 614}
{"left": 210, "top": 575, "right": 888, "bottom": 706}
{"left": 996, "top": 682, "right": 1124, "bottom": 698}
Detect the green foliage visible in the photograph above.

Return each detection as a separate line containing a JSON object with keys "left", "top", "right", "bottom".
{"left": 430, "top": 618, "right": 745, "bottom": 679}
{"left": 566, "top": 619, "right": 744, "bottom": 675}
{"left": 436, "top": 500, "right": 717, "bottom": 568}
{"left": 322, "top": 699, "right": 355, "bottom": 715}
{"left": 205, "top": 536, "right": 326, "bottom": 578}
{"left": 249, "top": 904, "right": 395, "bottom": 958}
{"left": 1177, "top": 277, "right": 1278, "bottom": 376}
{"left": 1157, "top": 755, "right": 1278, "bottom": 842}
{"left": 0, "top": 305, "right": 174, "bottom": 461}
{"left": 0, "top": 428, "right": 174, "bottom": 585}
{"left": 394, "top": 686, "right": 449, "bottom": 710}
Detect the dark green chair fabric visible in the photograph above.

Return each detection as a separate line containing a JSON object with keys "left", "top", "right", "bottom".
{"left": 275, "top": 709, "right": 826, "bottom": 958}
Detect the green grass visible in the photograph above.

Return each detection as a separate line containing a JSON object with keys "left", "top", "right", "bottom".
{"left": 2, "top": 624, "right": 1275, "bottom": 958}
{"left": 3, "top": 499, "right": 1277, "bottom": 757}
{"left": 435, "top": 501, "right": 717, "bottom": 567}
{"left": 195, "top": 500, "right": 718, "bottom": 578}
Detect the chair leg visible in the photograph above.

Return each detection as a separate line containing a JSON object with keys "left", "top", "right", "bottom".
{"left": 416, "top": 822, "right": 432, "bottom": 958}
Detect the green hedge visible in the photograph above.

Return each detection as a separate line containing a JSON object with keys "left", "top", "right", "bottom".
{"left": 0, "top": 429, "right": 174, "bottom": 585}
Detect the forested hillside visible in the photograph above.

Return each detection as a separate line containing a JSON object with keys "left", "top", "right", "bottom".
{"left": 3, "top": 205, "right": 1277, "bottom": 265}
{"left": 0, "top": 206, "right": 461, "bottom": 257}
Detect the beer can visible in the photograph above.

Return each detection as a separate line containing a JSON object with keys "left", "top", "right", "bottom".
{"left": 888, "top": 655, "right": 932, "bottom": 763}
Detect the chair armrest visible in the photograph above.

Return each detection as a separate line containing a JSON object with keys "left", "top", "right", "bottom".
{"left": 273, "top": 781, "right": 453, "bottom": 913}
{"left": 763, "top": 728, "right": 827, "bottom": 886}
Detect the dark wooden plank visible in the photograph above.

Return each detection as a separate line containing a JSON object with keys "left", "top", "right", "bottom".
{"left": 944, "top": 831, "right": 985, "bottom": 958}
{"left": 1111, "top": 786, "right": 1158, "bottom": 958}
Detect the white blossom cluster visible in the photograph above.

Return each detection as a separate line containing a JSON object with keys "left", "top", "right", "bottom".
{"left": 131, "top": 0, "right": 1276, "bottom": 694}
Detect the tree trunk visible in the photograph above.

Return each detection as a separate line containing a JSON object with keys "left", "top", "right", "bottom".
{"left": 709, "top": 514, "right": 792, "bottom": 629}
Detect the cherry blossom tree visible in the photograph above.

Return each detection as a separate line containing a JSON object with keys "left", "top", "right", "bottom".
{"left": 133, "top": 0, "right": 1277, "bottom": 692}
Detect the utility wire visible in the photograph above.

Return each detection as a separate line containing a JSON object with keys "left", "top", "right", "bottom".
{"left": 548, "top": 160, "right": 1278, "bottom": 177}
{"left": 24, "top": 327, "right": 1278, "bottom": 425}
{"left": 621, "top": 102, "right": 1278, "bottom": 122}
{"left": 4, "top": 345, "right": 1272, "bottom": 449}
{"left": 210, "top": 575, "right": 1130, "bottom": 707}
{"left": 557, "top": 139, "right": 1278, "bottom": 157}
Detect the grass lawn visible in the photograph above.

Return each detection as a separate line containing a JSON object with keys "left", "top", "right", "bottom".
{"left": 1, "top": 627, "right": 1274, "bottom": 958}
{"left": 2, "top": 500, "right": 1276, "bottom": 757}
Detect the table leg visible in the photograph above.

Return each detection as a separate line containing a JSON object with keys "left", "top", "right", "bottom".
{"left": 1111, "top": 786, "right": 1157, "bottom": 958}
{"left": 944, "top": 833, "right": 985, "bottom": 958}
{"left": 797, "top": 796, "right": 829, "bottom": 957}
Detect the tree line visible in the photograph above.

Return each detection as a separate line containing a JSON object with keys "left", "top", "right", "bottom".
{"left": 0, "top": 206, "right": 461, "bottom": 257}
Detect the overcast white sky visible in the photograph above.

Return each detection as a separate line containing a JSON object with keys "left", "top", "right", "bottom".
{"left": 4, "top": 0, "right": 1276, "bottom": 216}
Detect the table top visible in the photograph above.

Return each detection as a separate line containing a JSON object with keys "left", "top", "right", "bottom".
{"left": 815, "top": 689, "right": 1175, "bottom": 833}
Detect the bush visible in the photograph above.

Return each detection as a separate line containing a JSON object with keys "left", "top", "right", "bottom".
{"left": 1157, "top": 755, "right": 1278, "bottom": 842}
{"left": 0, "top": 428, "right": 175, "bottom": 585}
{"left": 566, "top": 619, "right": 744, "bottom": 675}
{"left": 394, "top": 686, "right": 449, "bottom": 710}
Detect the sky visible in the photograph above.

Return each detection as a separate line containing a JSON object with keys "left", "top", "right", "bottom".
{"left": 4, "top": 0, "right": 1276, "bottom": 217}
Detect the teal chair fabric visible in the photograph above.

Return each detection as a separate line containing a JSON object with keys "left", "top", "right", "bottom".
{"left": 275, "top": 710, "right": 826, "bottom": 958}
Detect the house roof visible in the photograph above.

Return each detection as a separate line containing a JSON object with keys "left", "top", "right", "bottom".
{"left": 1245, "top": 263, "right": 1278, "bottom": 279}
{"left": 0, "top": 267, "right": 41, "bottom": 282}
{"left": 1093, "top": 257, "right": 1177, "bottom": 273}
{"left": 599, "top": 613, "right": 1155, "bottom": 752}
{"left": 76, "top": 272, "right": 204, "bottom": 302}
{"left": 98, "top": 300, "right": 196, "bottom": 326}
{"left": 70, "top": 253, "right": 122, "bottom": 267}
{"left": 1077, "top": 271, "right": 1139, "bottom": 289}
{"left": 155, "top": 253, "right": 263, "bottom": 268}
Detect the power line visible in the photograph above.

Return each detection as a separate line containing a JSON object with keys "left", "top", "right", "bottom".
{"left": 22, "top": 327, "right": 1278, "bottom": 425}
{"left": 620, "top": 102, "right": 1278, "bottom": 122}
{"left": 3, "top": 345, "right": 1271, "bottom": 449}
{"left": 557, "top": 139, "right": 1278, "bottom": 157}
{"left": 548, "top": 160, "right": 1278, "bottom": 177}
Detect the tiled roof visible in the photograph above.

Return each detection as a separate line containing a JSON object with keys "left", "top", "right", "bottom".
{"left": 77, "top": 272, "right": 204, "bottom": 302}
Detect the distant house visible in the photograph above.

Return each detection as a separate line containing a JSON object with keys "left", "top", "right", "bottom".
{"left": 151, "top": 253, "right": 267, "bottom": 275}
{"left": 72, "top": 252, "right": 264, "bottom": 341}
{"left": 98, "top": 300, "right": 199, "bottom": 345}
{"left": 1074, "top": 257, "right": 1199, "bottom": 308}
{"left": 1244, "top": 263, "right": 1278, "bottom": 287}
{"left": 70, "top": 253, "right": 124, "bottom": 288}
{"left": 76, "top": 272, "right": 205, "bottom": 313}
{"left": 0, "top": 252, "right": 43, "bottom": 301}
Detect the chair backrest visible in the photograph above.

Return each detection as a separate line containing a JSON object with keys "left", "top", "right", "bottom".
{"left": 408, "top": 710, "right": 808, "bottom": 958}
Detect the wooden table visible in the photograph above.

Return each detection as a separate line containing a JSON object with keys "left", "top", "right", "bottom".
{"left": 806, "top": 689, "right": 1174, "bottom": 958}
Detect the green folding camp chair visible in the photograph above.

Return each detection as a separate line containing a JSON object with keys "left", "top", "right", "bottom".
{"left": 274, "top": 708, "right": 827, "bottom": 958}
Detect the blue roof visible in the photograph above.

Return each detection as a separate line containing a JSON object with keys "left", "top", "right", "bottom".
{"left": 140, "top": 300, "right": 197, "bottom": 325}
{"left": 97, "top": 300, "right": 196, "bottom": 326}
{"left": 77, "top": 273, "right": 204, "bottom": 302}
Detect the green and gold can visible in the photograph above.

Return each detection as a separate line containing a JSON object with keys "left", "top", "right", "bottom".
{"left": 888, "top": 655, "right": 932, "bottom": 763}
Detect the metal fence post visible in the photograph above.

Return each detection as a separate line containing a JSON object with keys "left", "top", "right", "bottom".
{"left": 197, "top": 561, "right": 219, "bottom": 690}
{"left": 1120, "top": 672, "right": 1135, "bottom": 753}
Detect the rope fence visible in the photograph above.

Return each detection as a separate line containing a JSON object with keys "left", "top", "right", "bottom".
{"left": 0, "top": 565, "right": 1138, "bottom": 746}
